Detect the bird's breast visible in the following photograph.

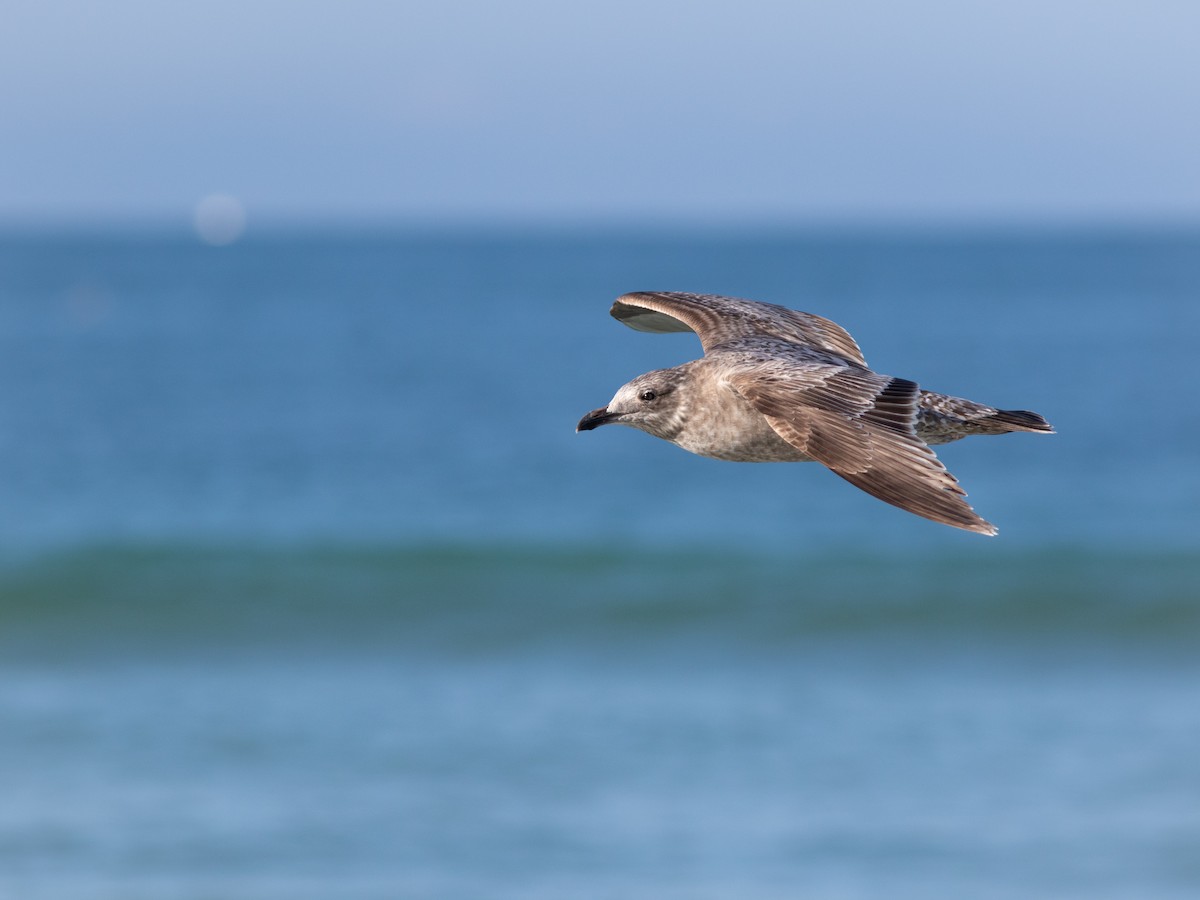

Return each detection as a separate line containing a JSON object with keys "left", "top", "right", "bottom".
{"left": 671, "top": 385, "right": 811, "bottom": 463}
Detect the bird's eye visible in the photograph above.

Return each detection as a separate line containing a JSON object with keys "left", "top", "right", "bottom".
{"left": 640, "top": 390, "right": 657, "bottom": 402}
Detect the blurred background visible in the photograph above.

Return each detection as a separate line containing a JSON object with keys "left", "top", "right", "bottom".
{"left": 2, "top": 2, "right": 1199, "bottom": 898}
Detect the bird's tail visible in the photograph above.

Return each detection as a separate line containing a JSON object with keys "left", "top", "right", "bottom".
{"left": 984, "top": 407, "right": 1055, "bottom": 434}
{"left": 916, "top": 391, "right": 1054, "bottom": 444}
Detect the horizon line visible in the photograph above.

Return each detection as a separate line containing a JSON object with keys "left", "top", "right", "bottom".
{"left": 3, "top": 211, "right": 1200, "bottom": 239}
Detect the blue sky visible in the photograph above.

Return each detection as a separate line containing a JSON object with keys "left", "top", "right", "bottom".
{"left": 3, "top": 0, "right": 1199, "bottom": 224}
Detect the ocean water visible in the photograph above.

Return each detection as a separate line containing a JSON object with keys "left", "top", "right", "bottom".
{"left": 0, "top": 227, "right": 1198, "bottom": 898}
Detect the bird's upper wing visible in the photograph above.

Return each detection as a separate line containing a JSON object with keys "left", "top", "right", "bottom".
{"left": 611, "top": 291, "right": 867, "bottom": 365}
{"left": 720, "top": 348, "right": 996, "bottom": 535}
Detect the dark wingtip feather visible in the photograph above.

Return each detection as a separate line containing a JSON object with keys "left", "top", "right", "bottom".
{"left": 991, "top": 409, "right": 1055, "bottom": 434}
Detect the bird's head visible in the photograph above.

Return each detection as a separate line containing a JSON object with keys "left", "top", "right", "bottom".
{"left": 576, "top": 367, "right": 690, "bottom": 441}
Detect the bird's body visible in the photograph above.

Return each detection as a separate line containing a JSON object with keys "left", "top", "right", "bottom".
{"left": 631, "top": 358, "right": 800, "bottom": 463}
{"left": 577, "top": 292, "right": 1053, "bottom": 535}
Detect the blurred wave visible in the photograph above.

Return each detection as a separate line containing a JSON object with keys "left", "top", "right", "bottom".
{"left": 4, "top": 540, "right": 1197, "bottom": 655}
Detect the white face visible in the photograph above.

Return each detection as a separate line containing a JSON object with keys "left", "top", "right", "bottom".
{"left": 602, "top": 369, "right": 685, "bottom": 439}
{"left": 607, "top": 381, "right": 649, "bottom": 416}
{"left": 577, "top": 365, "right": 691, "bottom": 438}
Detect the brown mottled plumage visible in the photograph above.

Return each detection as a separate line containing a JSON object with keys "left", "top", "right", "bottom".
{"left": 577, "top": 291, "right": 1054, "bottom": 536}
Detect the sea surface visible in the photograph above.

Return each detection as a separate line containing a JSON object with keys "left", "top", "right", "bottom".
{"left": 0, "top": 226, "right": 1198, "bottom": 898}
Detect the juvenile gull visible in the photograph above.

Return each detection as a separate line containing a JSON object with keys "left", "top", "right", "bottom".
{"left": 576, "top": 291, "right": 1054, "bottom": 535}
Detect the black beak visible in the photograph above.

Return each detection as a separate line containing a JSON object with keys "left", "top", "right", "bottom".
{"left": 576, "top": 406, "right": 618, "bottom": 432}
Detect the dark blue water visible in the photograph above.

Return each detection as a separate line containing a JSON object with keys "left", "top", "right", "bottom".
{"left": 1, "top": 228, "right": 1198, "bottom": 898}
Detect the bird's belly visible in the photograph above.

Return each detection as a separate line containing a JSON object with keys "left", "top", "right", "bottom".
{"left": 673, "top": 407, "right": 812, "bottom": 463}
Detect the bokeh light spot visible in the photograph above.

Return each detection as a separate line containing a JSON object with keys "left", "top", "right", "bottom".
{"left": 194, "top": 194, "right": 247, "bottom": 246}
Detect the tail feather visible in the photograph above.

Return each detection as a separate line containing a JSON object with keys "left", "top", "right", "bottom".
{"left": 916, "top": 391, "right": 1055, "bottom": 444}
{"left": 987, "top": 408, "right": 1055, "bottom": 434}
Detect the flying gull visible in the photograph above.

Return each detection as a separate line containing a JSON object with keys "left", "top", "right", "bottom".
{"left": 577, "top": 291, "right": 1053, "bottom": 535}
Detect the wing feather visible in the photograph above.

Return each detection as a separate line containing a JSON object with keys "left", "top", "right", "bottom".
{"left": 726, "top": 357, "right": 996, "bottom": 535}
{"left": 611, "top": 291, "right": 867, "bottom": 365}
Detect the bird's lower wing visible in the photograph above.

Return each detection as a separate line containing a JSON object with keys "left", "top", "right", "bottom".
{"left": 729, "top": 363, "right": 997, "bottom": 535}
